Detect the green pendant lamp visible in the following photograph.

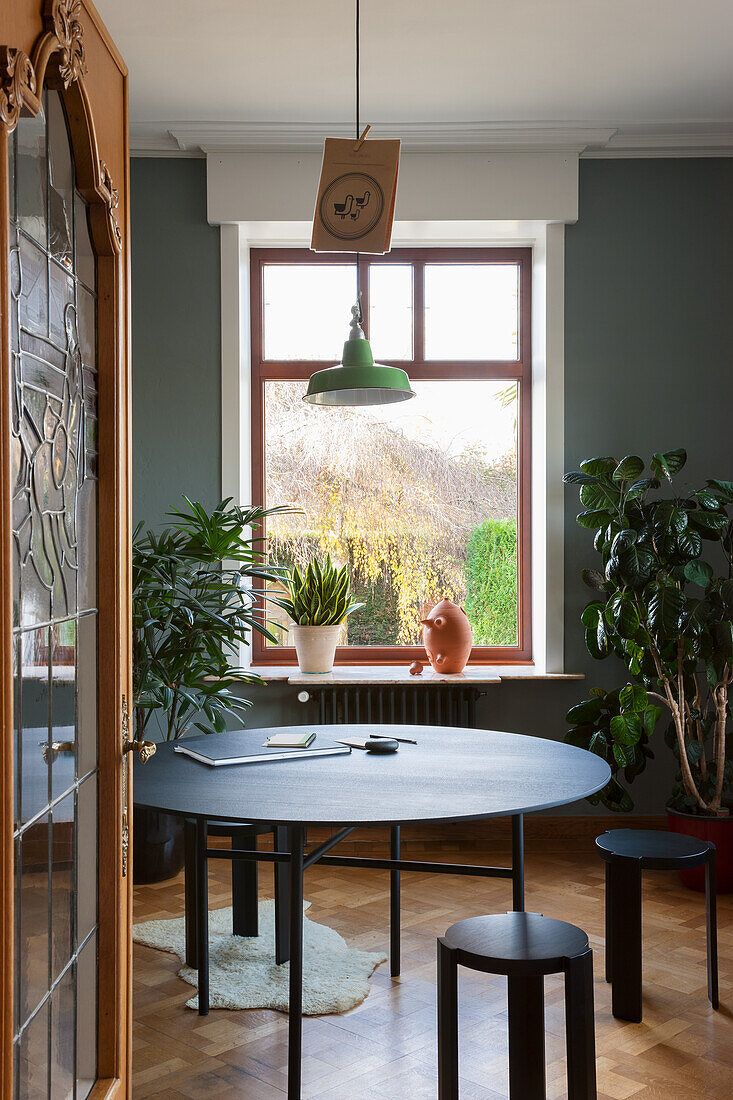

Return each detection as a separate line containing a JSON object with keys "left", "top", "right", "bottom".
{"left": 303, "top": 0, "right": 415, "bottom": 408}
{"left": 304, "top": 299, "right": 415, "bottom": 406}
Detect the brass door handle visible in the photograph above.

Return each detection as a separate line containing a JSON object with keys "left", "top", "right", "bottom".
{"left": 123, "top": 738, "right": 157, "bottom": 763}
{"left": 40, "top": 740, "right": 75, "bottom": 763}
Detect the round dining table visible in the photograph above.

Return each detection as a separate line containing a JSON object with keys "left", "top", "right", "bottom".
{"left": 134, "top": 724, "right": 611, "bottom": 1099}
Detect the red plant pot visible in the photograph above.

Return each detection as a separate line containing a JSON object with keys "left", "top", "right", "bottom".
{"left": 667, "top": 808, "right": 733, "bottom": 893}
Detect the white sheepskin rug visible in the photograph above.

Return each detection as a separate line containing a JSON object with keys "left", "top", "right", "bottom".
{"left": 133, "top": 899, "right": 386, "bottom": 1014}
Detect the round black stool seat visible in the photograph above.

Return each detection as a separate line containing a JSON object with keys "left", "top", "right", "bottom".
{"left": 444, "top": 911, "right": 590, "bottom": 975}
{"left": 596, "top": 828, "right": 712, "bottom": 869}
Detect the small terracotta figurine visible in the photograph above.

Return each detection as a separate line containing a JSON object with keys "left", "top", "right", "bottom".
{"left": 409, "top": 660, "right": 423, "bottom": 676}
{"left": 420, "top": 598, "right": 473, "bottom": 674}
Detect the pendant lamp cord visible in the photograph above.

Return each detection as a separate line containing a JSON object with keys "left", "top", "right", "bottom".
{"left": 355, "top": 0, "right": 360, "bottom": 140}
{"left": 355, "top": 0, "right": 362, "bottom": 322}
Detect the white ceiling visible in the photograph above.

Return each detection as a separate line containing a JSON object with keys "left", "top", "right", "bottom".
{"left": 94, "top": 0, "right": 733, "bottom": 155}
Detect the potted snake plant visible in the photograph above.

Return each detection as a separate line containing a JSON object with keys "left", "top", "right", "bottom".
{"left": 270, "top": 554, "right": 363, "bottom": 672}
{"left": 564, "top": 449, "right": 733, "bottom": 891}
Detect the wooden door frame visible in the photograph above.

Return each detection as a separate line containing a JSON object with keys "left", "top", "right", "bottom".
{"left": 0, "top": 3, "right": 131, "bottom": 1097}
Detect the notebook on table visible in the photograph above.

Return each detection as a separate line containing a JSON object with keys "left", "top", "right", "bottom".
{"left": 173, "top": 730, "right": 350, "bottom": 768}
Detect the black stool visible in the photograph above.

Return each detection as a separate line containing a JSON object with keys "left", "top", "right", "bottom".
{"left": 596, "top": 828, "right": 718, "bottom": 1023}
{"left": 438, "top": 912, "right": 597, "bottom": 1100}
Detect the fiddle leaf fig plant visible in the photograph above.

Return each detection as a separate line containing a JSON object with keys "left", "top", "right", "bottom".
{"left": 564, "top": 449, "right": 733, "bottom": 816}
{"left": 133, "top": 497, "right": 290, "bottom": 741}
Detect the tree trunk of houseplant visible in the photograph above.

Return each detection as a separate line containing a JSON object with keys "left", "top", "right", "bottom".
{"left": 667, "top": 808, "right": 733, "bottom": 893}
{"left": 132, "top": 806, "right": 186, "bottom": 884}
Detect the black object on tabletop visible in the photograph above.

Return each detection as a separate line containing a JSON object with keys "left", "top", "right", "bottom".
{"left": 596, "top": 828, "right": 719, "bottom": 1022}
{"left": 438, "top": 911, "right": 597, "bottom": 1100}
{"left": 365, "top": 737, "right": 399, "bottom": 753}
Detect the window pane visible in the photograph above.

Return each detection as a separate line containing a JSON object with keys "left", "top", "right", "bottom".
{"left": 47, "top": 92, "right": 73, "bottom": 271}
{"left": 16, "top": 103, "right": 47, "bottom": 248}
{"left": 50, "top": 791, "right": 75, "bottom": 980}
{"left": 50, "top": 964, "right": 74, "bottom": 1099}
{"left": 18, "top": 232, "right": 48, "bottom": 340}
{"left": 264, "top": 380, "right": 519, "bottom": 647}
{"left": 18, "top": 816, "right": 50, "bottom": 1025}
{"left": 369, "top": 265, "right": 412, "bottom": 360}
{"left": 76, "top": 932, "right": 97, "bottom": 1098}
{"left": 262, "top": 264, "right": 357, "bottom": 360}
{"left": 51, "top": 621, "right": 76, "bottom": 803}
{"left": 424, "top": 264, "right": 519, "bottom": 360}
{"left": 74, "top": 193, "right": 95, "bottom": 291}
{"left": 77, "top": 774, "right": 97, "bottom": 943}
{"left": 76, "top": 615, "right": 97, "bottom": 777}
{"left": 49, "top": 259, "right": 74, "bottom": 348}
{"left": 16, "top": 1001, "right": 48, "bottom": 1100}
{"left": 20, "top": 628, "right": 50, "bottom": 826}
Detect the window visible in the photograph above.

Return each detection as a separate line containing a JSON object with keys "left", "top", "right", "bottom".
{"left": 250, "top": 247, "right": 531, "bottom": 664}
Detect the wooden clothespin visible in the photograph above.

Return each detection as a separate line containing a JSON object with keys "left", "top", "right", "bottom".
{"left": 353, "top": 124, "right": 371, "bottom": 151}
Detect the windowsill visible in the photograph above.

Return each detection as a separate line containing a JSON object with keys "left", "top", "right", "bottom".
{"left": 250, "top": 665, "right": 584, "bottom": 685}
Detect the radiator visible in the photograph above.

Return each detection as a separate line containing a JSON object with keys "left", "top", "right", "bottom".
{"left": 301, "top": 684, "right": 484, "bottom": 728}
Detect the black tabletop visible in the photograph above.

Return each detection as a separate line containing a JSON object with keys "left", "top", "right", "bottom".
{"left": 133, "top": 725, "right": 611, "bottom": 828}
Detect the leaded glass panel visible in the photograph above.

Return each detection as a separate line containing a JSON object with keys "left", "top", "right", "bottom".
{"left": 10, "top": 88, "right": 99, "bottom": 1100}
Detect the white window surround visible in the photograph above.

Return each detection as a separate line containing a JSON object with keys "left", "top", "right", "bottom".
{"left": 210, "top": 152, "right": 575, "bottom": 674}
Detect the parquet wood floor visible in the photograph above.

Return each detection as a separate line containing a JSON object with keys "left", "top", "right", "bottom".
{"left": 132, "top": 834, "right": 732, "bottom": 1099}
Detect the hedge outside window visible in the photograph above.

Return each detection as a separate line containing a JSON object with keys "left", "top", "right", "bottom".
{"left": 250, "top": 247, "right": 532, "bottom": 665}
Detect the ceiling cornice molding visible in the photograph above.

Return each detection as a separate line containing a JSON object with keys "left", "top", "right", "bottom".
{"left": 165, "top": 120, "right": 617, "bottom": 154}
{"left": 584, "top": 128, "right": 733, "bottom": 158}
{"left": 129, "top": 119, "right": 733, "bottom": 159}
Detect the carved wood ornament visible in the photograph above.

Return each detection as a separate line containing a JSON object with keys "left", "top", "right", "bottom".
{"left": 0, "top": 0, "right": 121, "bottom": 253}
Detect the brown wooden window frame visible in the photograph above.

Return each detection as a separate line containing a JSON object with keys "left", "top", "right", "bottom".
{"left": 250, "top": 246, "right": 532, "bottom": 666}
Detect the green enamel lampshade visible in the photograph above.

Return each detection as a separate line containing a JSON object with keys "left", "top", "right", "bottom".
{"left": 304, "top": 305, "right": 415, "bottom": 407}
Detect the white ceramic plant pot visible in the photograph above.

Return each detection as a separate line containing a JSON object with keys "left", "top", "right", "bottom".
{"left": 291, "top": 624, "right": 341, "bottom": 674}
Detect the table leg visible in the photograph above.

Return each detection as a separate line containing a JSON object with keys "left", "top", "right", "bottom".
{"left": 391, "top": 825, "right": 401, "bottom": 977}
{"left": 705, "top": 850, "right": 719, "bottom": 1009}
{"left": 275, "top": 825, "right": 290, "bottom": 965}
{"left": 184, "top": 819, "right": 198, "bottom": 969}
{"left": 609, "top": 858, "right": 642, "bottom": 1022}
{"left": 287, "top": 826, "right": 304, "bottom": 1100}
{"left": 507, "top": 973, "right": 545, "bottom": 1099}
{"left": 512, "top": 813, "right": 525, "bottom": 911}
{"left": 195, "top": 817, "right": 209, "bottom": 1016}
{"left": 232, "top": 827, "right": 258, "bottom": 937}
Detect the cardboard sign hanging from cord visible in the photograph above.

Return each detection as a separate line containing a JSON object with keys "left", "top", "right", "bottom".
{"left": 311, "top": 132, "right": 400, "bottom": 255}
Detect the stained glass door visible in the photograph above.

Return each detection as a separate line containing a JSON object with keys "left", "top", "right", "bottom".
{"left": 10, "top": 88, "right": 99, "bottom": 1100}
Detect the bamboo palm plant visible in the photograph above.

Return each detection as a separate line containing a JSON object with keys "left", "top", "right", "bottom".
{"left": 132, "top": 497, "right": 289, "bottom": 741}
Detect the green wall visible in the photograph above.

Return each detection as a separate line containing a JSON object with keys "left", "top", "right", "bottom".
{"left": 131, "top": 159, "right": 221, "bottom": 530}
{"left": 130, "top": 157, "right": 733, "bottom": 814}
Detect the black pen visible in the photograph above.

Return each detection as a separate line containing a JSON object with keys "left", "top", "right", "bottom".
{"left": 369, "top": 733, "right": 418, "bottom": 745}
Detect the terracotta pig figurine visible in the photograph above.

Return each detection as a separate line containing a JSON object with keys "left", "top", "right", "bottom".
{"left": 420, "top": 598, "right": 473, "bottom": 674}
